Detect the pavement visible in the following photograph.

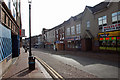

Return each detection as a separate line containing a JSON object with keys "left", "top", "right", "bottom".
{"left": 2, "top": 48, "right": 52, "bottom": 80}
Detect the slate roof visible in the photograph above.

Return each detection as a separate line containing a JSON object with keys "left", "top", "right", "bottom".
{"left": 87, "top": 2, "right": 110, "bottom": 13}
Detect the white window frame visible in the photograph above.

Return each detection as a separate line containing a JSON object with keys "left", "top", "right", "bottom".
{"left": 78, "top": 24, "right": 81, "bottom": 33}
{"left": 71, "top": 26, "right": 75, "bottom": 35}
{"left": 56, "top": 30, "right": 58, "bottom": 34}
{"left": 76, "top": 24, "right": 81, "bottom": 34}
{"left": 112, "top": 11, "right": 120, "bottom": 22}
{"left": 98, "top": 16, "right": 107, "bottom": 25}
{"left": 76, "top": 25, "right": 79, "bottom": 34}
{"left": 87, "top": 21, "right": 90, "bottom": 28}
{"left": 67, "top": 28, "right": 70, "bottom": 35}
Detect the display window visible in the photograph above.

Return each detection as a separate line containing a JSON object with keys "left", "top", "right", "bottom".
{"left": 98, "top": 31, "right": 120, "bottom": 52}
{"left": 117, "top": 37, "right": 120, "bottom": 51}
{"left": 75, "top": 40, "right": 81, "bottom": 48}
{"left": 99, "top": 37, "right": 117, "bottom": 51}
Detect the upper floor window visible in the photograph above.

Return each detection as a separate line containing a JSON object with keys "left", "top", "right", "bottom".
{"left": 71, "top": 26, "right": 75, "bottom": 35}
{"left": 8, "top": 2, "right": 11, "bottom": 10}
{"left": 62, "top": 33, "right": 64, "bottom": 39}
{"left": 56, "top": 30, "right": 58, "bottom": 34}
{"left": 112, "top": 11, "right": 120, "bottom": 23}
{"left": 67, "top": 28, "right": 70, "bottom": 35}
{"left": 98, "top": 16, "right": 107, "bottom": 26}
{"left": 87, "top": 21, "right": 90, "bottom": 28}
{"left": 76, "top": 24, "right": 81, "bottom": 34}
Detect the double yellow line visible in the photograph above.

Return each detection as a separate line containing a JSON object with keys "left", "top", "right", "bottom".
{"left": 35, "top": 56, "right": 64, "bottom": 80}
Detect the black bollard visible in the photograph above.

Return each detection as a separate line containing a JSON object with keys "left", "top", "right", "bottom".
{"left": 29, "top": 56, "right": 35, "bottom": 70}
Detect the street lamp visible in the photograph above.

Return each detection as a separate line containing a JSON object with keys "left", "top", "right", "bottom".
{"left": 28, "top": 0, "right": 32, "bottom": 57}
{"left": 28, "top": 0, "right": 35, "bottom": 70}
{"left": 28, "top": 0, "right": 32, "bottom": 3}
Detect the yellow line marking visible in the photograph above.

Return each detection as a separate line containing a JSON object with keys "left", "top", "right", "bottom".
{"left": 35, "top": 56, "right": 64, "bottom": 80}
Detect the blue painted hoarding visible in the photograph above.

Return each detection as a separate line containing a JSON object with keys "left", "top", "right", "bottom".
{"left": 0, "top": 24, "right": 12, "bottom": 62}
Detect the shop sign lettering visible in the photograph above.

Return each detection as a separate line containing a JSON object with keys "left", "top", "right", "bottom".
{"left": 100, "top": 34, "right": 109, "bottom": 37}
{"left": 103, "top": 23, "right": 120, "bottom": 32}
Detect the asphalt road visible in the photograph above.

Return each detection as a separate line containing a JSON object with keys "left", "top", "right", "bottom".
{"left": 32, "top": 48, "right": 119, "bottom": 79}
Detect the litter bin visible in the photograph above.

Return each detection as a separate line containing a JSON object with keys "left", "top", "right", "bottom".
{"left": 28, "top": 56, "right": 35, "bottom": 70}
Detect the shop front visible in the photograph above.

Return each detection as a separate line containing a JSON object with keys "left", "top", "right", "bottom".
{"left": 65, "top": 36, "right": 81, "bottom": 51}
{"left": 98, "top": 31, "right": 120, "bottom": 53}
{"left": 45, "top": 42, "right": 53, "bottom": 49}
{"left": 55, "top": 41, "right": 65, "bottom": 50}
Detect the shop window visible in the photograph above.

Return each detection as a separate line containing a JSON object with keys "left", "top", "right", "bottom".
{"left": 117, "top": 37, "right": 120, "bottom": 51}
{"left": 99, "top": 37, "right": 118, "bottom": 51}
{"left": 67, "top": 42, "right": 70, "bottom": 48}
{"left": 102, "top": 41, "right": 106, "bottom": 47}
{"left": 75, "top": 41, "right": 81, "bottom": 48}
{"left": 111, "top": 40, "right": 116, "bottom": 47}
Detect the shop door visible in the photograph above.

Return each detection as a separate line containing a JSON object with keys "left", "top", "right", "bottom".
{"left": 86, "top": 38, "right": 92, "bottom": 51}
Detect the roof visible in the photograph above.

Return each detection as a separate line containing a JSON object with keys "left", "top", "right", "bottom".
{"left": 87, "top": 2, "right": 110, "bottom": 13}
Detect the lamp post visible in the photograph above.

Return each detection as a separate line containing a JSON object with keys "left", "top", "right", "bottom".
{"left": 28, "top": 0, "right": 32, "bottom": 57}
{"left": 28, "top": 0, "right": 35, "bottom": 70}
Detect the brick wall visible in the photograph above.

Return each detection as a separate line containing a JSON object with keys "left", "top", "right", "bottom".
{"left": 1, "top": 10, "right": 4, "bottom": 23}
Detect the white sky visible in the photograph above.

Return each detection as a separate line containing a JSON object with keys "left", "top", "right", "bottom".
{"left": 21, "top": 0, "right": 105, "bottom": 37}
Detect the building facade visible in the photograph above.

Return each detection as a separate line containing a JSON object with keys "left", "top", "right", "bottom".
{"left": 0, "top": 0, "right": 21, "bottom": 77}
{"left": 42, "top": 1, "right": 120, "bottom": 53}
{"left": 45, "top": 28, "right": 55, "bottom": 49}
{"left": 55, "top": 24, "right": 65, "bottom": 50}
{"left": 94, "top": 2, "right": 120, "bottom": 52}
{"left": 64, "top": 15, "right": 82, "bottom": 51}
{"left": 30, "top": 34, "right": 42, "bottom": 47}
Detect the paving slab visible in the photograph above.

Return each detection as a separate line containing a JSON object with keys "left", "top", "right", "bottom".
{"left": 2, "top": 48, "right": 50, "bottom": 79}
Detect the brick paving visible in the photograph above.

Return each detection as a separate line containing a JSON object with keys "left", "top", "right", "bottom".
{"left": 2, "top": 48, "right": 46, "bottom": 79}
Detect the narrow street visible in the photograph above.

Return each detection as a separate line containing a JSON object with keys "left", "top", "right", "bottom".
{"left": 32, "top": 48, "right": 119, "bottom": 78}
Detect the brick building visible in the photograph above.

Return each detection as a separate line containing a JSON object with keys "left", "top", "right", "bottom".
{"left": 0, "top": 0, "right": 21, "bottom": 77}
{"left": 55, "top": 23, "right": 65, "bottom": 50}
{"left": 42, "top": 1, "right": 120, "bottom": 53}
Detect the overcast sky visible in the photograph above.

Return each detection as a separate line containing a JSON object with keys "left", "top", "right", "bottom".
{"left": 21, "top": 0, "right": 105, "bottom": 37}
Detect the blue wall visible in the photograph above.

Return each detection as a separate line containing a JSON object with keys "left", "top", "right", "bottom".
{"left": 0, "top": 24, "right": 12, "bottom": 62}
